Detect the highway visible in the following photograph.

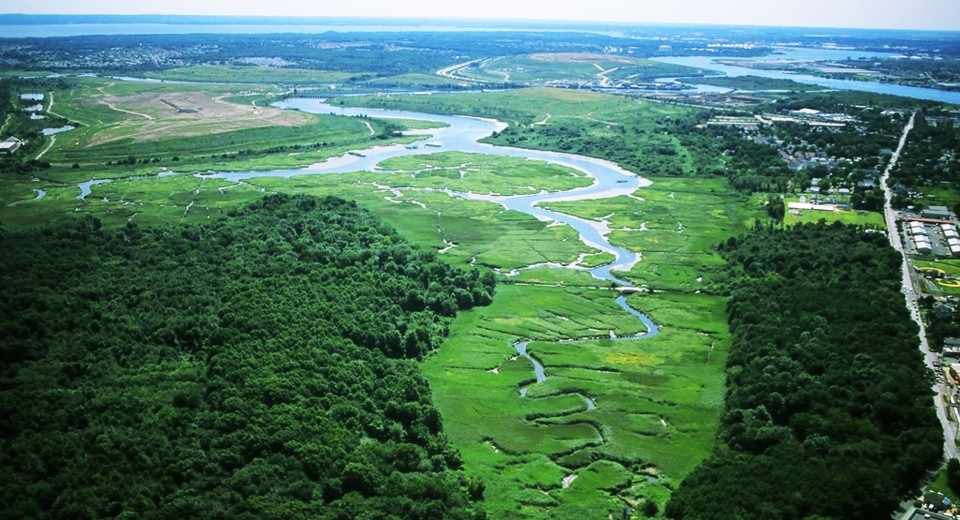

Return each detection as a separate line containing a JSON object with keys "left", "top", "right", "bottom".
{"left": 882, "top": 113, "right": 960, "bottom": 462}
{"left": 435, "top": 59, "right": 485, "bottom": 83}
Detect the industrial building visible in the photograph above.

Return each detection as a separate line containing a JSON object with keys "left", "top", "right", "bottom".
{"left": 923, "top": 205, "right": 953, "bottom": 220}
{"left": 0, "top": 137, "right": 22, "bottom": 154}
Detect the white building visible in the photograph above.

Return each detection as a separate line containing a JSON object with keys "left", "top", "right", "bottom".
{"left": 0, "top": 137, "right": 22, "bottom": 154}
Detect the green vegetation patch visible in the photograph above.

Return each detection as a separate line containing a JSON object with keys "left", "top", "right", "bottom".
{"left": 250, "top": 172, "right": 591, "bottom": 270}
{"left": 783, "top": 195, "right": 885, "bottom": 227}
{"left": 145, "top": 65, "right": 356, "bottom": 84}
{"left": 423, "top": 280, "right": 728, "bottom": 519}
{"left": 360, "top": 73, "right": 470, "bottom": 88}
{"left": 459, "top": 53, "right": 704, "bottom": 85}
{"left": 335, "top": 87, "right": 717, "bottom": 177}
{"left": 376, "top": 151, "right": 593, "bottom": 195}
{"left": 667, "top": 223, "right": 942, "bottom": 519}
{"left": 690, "top": 75, "right": 823, "bottom": 92}
{"left": 916, "top": 258, "right": 960, "bottom": 297}
{"left": 0, "top": 194, "right": 494, "bottom": 518}
{"left": 36, "top": 77, "right": 418, "bottom": 172}
{"left": 543, "top": 176, "right": 762, "bottom": 291}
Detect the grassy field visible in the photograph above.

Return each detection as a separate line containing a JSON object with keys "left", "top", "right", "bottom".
{"left": 543, "top": 177, "right": 762, "bottom": 291}
{"left": 783, "top": 195, "right": 886, "bottom": 227}
{"left": 421, "top": 283, "right": 730, "bottom": 519}
{"left": 915, "top": 259, "right": 960, "bottom": 296}
{"left": 333, "top": 87, "right": 718, "bottom": 177}
{"left": 359, "top": 73, "right": 471, "bottom": 89}
{"left": 455, "top": 53, "right": 704, "bottom": 85}
{"left": 375, "top": 151, "right": 593, "bottom": 196}
{"left": 0, "top": 82, "right": 761, "bottom": 518}
{"left": 919, "top": 184, "right": 960, "bottom": 215}
{"left": 144, "top": 65, "right": 356, "bottom": 84}
{"left": 0, "top": 77, "right": 452, "bottom": 212}
{"left": 925, "top": 465, "right": 960, "bottom": 505}
{"left": 690, "top": 75, "right": 824, "bottom": 92}
{"left": 33, "top": 77, "right": 435, "bottom": 172}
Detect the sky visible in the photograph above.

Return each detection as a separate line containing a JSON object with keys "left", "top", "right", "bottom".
{"left": 1, "top": 0, "right": 959, "bottom": 31}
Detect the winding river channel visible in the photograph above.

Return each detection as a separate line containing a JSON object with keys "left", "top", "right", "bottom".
{"left": 219, "top": 98, "right": 664, "bottom": 399}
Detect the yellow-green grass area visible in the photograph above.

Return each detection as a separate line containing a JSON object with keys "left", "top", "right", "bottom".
{"left": 375, "top": 151, "right": 593, "bottom": 196}
{"left": 40, "top": 77, "right": 406, "bottom": 167}
{"left": 0, "top": 70, "right": 53, "bottom": 78}
{"left": 424, "top": 282, "right": 729, "bottom": 518}
{"left": 508, "top": 266, "right": 612, "bottom": 288}
{"left": 1, "top": 149, "right": 610, "bottom": 271}
{"left": 542, "top": 176, "right": 761, "bottom": 292}
{"left": 782, "top": 195, "right": 885, "bottom": 227}
{"left": 359, "top": 73, "right": 470, "bottom": 88}
{"left": 334, "top": 86, "right": 678, "bottom": 129}
{"left": 0, "top": 174, "right": 82, "bottom": 228}
{"left": 144, "top": 65, "right": 356, "bottom": 84}
{"left": 461, "top": 53, "right": 703, "bottom": 84}
{"left": 248, "top": 173, "right": 592, "bottom": 271}
{"left": 915, "top": 259, "right": 960, "bottom": 296}
{"left": 0, "top": 167, "right": 594, "bottom": 271}
{"left": 0, "top": 171, "right": 269, "bottom": 229}
{"left": 690, "top": 75, "right": 823, "bottom": 92}
{"left": 917, "top": 184, "right": 960, "bottom": 214}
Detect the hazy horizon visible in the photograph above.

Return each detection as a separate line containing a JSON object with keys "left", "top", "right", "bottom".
{"left": 0, "top": 0, "right": 958, "bottom": 32}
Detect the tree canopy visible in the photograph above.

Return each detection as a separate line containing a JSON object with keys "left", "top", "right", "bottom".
{"left": 667, "top": 222, "right": 942, "bottom": 519}
{"left": 0, "top": 194, "right": 493, "bottom": 519}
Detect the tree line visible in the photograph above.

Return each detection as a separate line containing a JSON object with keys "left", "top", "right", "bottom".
{"left": 666, "top": 222, "right": 942, "bottom": 519}
{"left": 0, "top": 194, "right": 493, "bottom": 519}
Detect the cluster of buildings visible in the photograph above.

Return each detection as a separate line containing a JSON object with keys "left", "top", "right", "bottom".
{"left": 706, "top": 109, "right": 856, "bottom": 131}
{"left": 909, "top": 221, "right": 935, "bottom": 254}
{"left": 905, "top": 211, "right": 960, "bottom": 256}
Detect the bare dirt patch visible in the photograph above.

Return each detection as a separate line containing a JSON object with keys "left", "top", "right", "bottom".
{"left": 87, "top": 90, "right": 313, "bottom": 146}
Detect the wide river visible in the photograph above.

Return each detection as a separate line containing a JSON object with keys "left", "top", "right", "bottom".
{"left": 652, "top": 47, "right": 960, "bottom": 105}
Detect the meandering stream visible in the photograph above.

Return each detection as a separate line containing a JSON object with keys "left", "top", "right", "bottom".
{"left": 243, "top": 99, "right": 662, "bottom": 402}
{"left": 76, "top": 98, "right": 661, "bottom": 402}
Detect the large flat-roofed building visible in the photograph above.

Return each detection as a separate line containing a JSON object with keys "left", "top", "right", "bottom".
{"left": 0, "top": 137, "right": 22, "bottom": 154}
{"left": 909, "top": 221, "right": 929, "bottom": 235}
{"left": 923, "top": 205, "right": 953, "bottom": 220}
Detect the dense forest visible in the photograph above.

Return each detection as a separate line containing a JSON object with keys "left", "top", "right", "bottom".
{"left": 0, "top": 194, "right": 493, "bottom": 519}
{"left": 666, "top": 223, "right": 942, "bottom": 519}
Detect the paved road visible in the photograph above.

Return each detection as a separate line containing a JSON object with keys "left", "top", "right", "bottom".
{"left": 882, "top": 113, "right": 960, "bottom": 462}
